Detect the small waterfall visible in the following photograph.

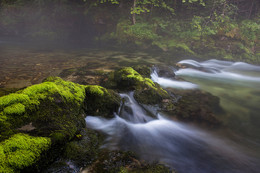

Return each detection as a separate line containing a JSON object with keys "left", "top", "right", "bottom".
{"left": 151, "top": 69, "right": 198, "bottom": 89}
{"left": 118, "top": 92, "right": 153, "bottom": 123}
{"left": 85, "top": 92, "right": 259, "bottom": 173}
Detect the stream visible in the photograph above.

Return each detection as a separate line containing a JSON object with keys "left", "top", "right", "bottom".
{"left": 86, "top": 59, "right": 260, "bottom": 173}
{"left": 0, "top": 41, "right": 259, "bottom": 172}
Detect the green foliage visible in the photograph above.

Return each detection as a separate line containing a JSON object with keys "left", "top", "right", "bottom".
{"left": 182, "top": 0, "right": 205, "bottom": 6}
{"left": 0, "top": 133, "right": 51, "bottom": 172}
{"left": 240, "top": 20, "right": 260, "bottom": 46}
{"left": 131, "top": 0, "right": 175, "bottom": 15}
{"left": 115, "top": 20, "right": 159, "bottom": 43}
{"left": 153, "top": 39, "right": 195, "bottom": 55}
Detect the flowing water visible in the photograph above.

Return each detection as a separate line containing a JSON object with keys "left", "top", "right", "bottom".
{"left": 86, "top": 59, "right": 260, "bottom": 173}
{"left": 1, "top": 41, "right": 260, "bottom": 172}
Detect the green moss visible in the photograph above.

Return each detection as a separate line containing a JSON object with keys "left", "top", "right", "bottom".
{"left": 85, "top": 85, "right": 120, "bottom": 117}
{"left": 114, "top": 67, "right": 158, "bottom": 90}
{"left": 0, "top": 76, "right": 86, "bottom": 141}
{"left": 3, "top": 103, "right": 25, "bottom": 115}
{"left": 0, "top": 133, "right": 51, "bottom": 172}
{"left": 111, "top": 67, "right": 170, "bottom": 105}
{"left": 132, "top": 65, "right": 151, "bottom": 78}
{"left": 50, "top": 132, "right": 67, "bottom": 144}
{"left": 63, "top": 129, "right": 104, "bottom": 167}
{"left": 85, "top": 85, "right": 105, "bottom": 96}
{"left": 0, "top": 94, "right": 30, "bottom": 110}
{"left": 120, "top": 67, "right": 144, "bottom": 81}
{"left": 22, "top": 77, "right": 85, "bottom": 106}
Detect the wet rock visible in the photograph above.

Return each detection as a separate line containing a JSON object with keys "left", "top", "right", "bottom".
{"left": 132, "top": 65, "right": 152, "bottom": 78}
{"left": 85, "top": 85, "right": 121, "bottom": 118}
{"left": 85, "top": 150, "right": 173, "bottom": 173}
{"left": 44, "top": 128, "right": 105, "bottom": 173}
{"left": 164, "top": 89, "right": 223, "bottom": 126}
{"left": 104, "top": 67, "right": 170, "bottom": 105}
{"left": 59, "top": 67, "right": 110, "bottom": 85}
{"left": 153, "top": 65, "right": 176, "bottom": 79}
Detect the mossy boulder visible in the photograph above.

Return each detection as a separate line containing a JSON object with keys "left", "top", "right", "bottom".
{"left": 105, "top": 67, "right": 170, "bottom": 105}
{"left": 0, "top": 77, "right": 86, "bottom": 141}
{"left": 113, "top": 67, "right": 155, "bottom": 90}
{"left": 0, "top": 133, "right": 51, "bottom": 173}
{"left": 132, "top": 65, "right": 152, "bottom": 78}
{"left": 85, "top": 85, "right": 121, "bottom": 118}
{"left": 63, "top": 128, "right": 104, "bottom": 167}
{"left": 44, "top": 128, "right": 105, "bottom": 172}
{"left": 0, "top": 77, "right": 87, "bottom": 171}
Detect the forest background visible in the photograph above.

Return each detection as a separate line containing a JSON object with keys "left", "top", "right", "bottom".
{"left": 0, "top": 0, "right": 259, "bottom": 63}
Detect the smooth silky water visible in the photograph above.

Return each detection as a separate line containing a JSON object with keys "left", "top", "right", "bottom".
{"left": 86, "top": 59, "right": 260, "bottom": 173}
{"left": 1, "top": 42, "right": 259, "bottom": 172}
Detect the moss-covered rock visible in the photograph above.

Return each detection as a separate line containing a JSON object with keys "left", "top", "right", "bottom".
{"left": 63, "top": 128, "right": 104, "bottom": 167}
{"left": 0, "top": 133, "right": 51, "bottom": 173}
{"left": 132, "top": 65, "right": 152, "bottom": 78}
{"left": 0, "top": 77, "right": 88, "bottom": 171}
{"left": 0, "top": 77, "right": 86, "bottom": 141}
{"left": 112, "top": 67, "right": 154, "bottom": 90}
{"left": 85, "top": 85, "right": 121, "bottom": 118}
{"left": 104, "top": 67, "right": 170, "bottom": 105}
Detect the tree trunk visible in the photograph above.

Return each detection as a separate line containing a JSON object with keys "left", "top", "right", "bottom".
{"left": 132, "top": 0, "right": 136, "bottom": 25}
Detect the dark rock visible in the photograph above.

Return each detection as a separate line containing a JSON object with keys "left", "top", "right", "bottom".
{"left": 164, "top": 89, "right": 223, "bottom": 126}
{"left": 85, "top": 150, "right": 173, "bottom": 173}
{"left": 132, "top": 65, "right": 152, "bottom": 78}
{"left": 153, "top": 65, "right": 176, "bottom": 79}
{"left": 85, "top": 85, "right": 121, "bottom": 118}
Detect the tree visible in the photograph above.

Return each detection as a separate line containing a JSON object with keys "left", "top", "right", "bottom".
{"left": 85, "top": 0, "right": 174, "bottom": 25}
